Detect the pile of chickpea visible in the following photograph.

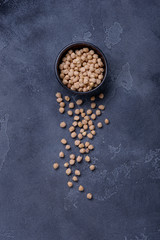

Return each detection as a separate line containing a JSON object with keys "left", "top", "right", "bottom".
{"left": 53, "top": 92, "right": 110, "bottom": 200}
{"left": 59, "top": 48, "right": 104, "bottom": 92}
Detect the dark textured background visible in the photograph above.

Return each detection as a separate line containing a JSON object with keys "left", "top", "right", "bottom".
{"left": 0, "top": 0, "right": 160, "bottom": 239}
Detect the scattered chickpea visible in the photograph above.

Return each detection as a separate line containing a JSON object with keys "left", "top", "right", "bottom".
{"left": 96, "top": 109, "right": 101, "bottom": 116}
{"left": 57, "top": 97, "right": 63, "bottom": 103}
{"left": 79, "top": 143, "right": 84, "bottom": 148}
{"left": 79, "top": 108, "right": 84, "bottom": 113}
{"left": 79, "top": 185, "right": 84, "bottom": 192}
{"left": 74, "top": 115, "right": 79, "bottom": 121}
{"left": 61, "top": 138, "right": 67, "bottom": 145}
{"left": 60, "top": 102, "right": 65, "bottom": 107}
{"left": 75, "top": 109, "right": 80, "bottom": 115}
{"left": 60, "top": 121, "right": 66, "bottom": 128}
{"left": 69, "top": 159, "right": 75, "bottom": 165}
{"left": 71, "top": 132, "right": 77, "bottom": 138}
{"left": 85, "top": 148, "right": 90, "bottom": 153}
{"left": 77, "top": 156, "right": 82, "bottom": 162}
{"left": 87, "top": 133, "right": 93, "bottom": 139}
{"left": 91, "top": 113, "right": 96, "bottom": 120}
{"left": 72, "top": 121, "right": 78, "bottom": 127}
{"left": 87, "top": 193, "right": 93, "bottom": 199}
{"left": 89, "top": 125, "right": 95, "bottom": 130}
{"left": 78, "top": 121, "right": 83, "bottom": 128}
{"left": 84, "top": 116, "right": 90, "bottom": 121}
{"left": 87, "top": 109, "right": 92, "bottom": 115}
{"left": 78, "top": 133, "right": 83, "bottom": 140}
{"left": 97, "top": 122, "right": 103, "bottom": 128}
{"left": 75, "top": 170, "right": 81, "bottom": 176}
{"left": 53, "top": 163, "right": 59, "bottom": 169}
{"left": 88, "top": 120, "right": 93, "bottom": 126}
{"left": 105, "top": 118, "right": 109, "bottom": 124}
{"left": 91, "top": 102, "right": 96, "bottom": 109}
{"left": 88, "top": 144, "right": 94, "bottom": 150}
{"left": 72, "top": 176, "right": 78, "bottom": 182}
{"left": 59, "top": 151, "right": 64, "bottom": 158}
{"left": 85, "top": 155, "right": 91, "bottom": 162}
{"left": 67, "top": 110, "right": 73, "bottom": 116}
{"left": 81, "top": 112, "right": 85, "bottom": 117}
{"left": 65, "top": 144, "right": 71, "bottom": 150}
{"left": 90, "top": 165, "right": 95, "bottom": 171}
{"left": 85, "top": 142, "right": 90, "bottom": 147}
{"left": 82, "top": 131, "right": 87, "bottom": 136}
{"left": 65, "top": 96, "right": 70, "bottom": 101}
{"left": 67, "top": 181, "right": 73, "bottom": 187}
{"left": 69, "top": 154, "right": 75, "bottom": 159}
{"left": 98, "top": 105, "right": 105, "bottom": 110}
{"left": 76, "top": 99, "right": 83, "bottom": 105}
{"left": 91, "top": 130, "right": 96, "bottom": 135}
{"left": 69, "top": 102, "right": 74, "bottom": 109}
{"left": 59, "top": 107, "right": 65, "bottom": 114}
{"left": 83, "top": 124, "right": 88, "bottom": 130}
{"left": 64, "top": 162, "right": 69, "bottom": 168}
{"left": 56, "top": 92, "right": 61, "bottom": 98}
{"left": 75, "top": 140, "right": 80, "bottom": 146}
{"left": 99, "top": 93, "right": 104, "bottom": 99}
{"left": 69, "top": 126, "right": 75, "bottom": 132}
{"left": 80, "top": 148, "right": 86, "bottom": 154}
{"left": 66, "top": 168, "right": 72, "bottom": 175}
{"left": 90, "top": 96, "right": 95, "bottom": 101}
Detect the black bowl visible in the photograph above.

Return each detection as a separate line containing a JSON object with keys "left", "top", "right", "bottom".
{"left": 55, "top": 42, "right": 108, "bottom": 95}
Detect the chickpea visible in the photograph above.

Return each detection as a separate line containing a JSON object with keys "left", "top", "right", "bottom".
{"left": 64, "top": 162, "right": 69, "bottom": 168}
{"left": 71, "top": 132, "right": 77, "bottom": 138}
{"left": 80, "top": 148, "right": 86, "bottom": 154}
{"left": 76, "top": 99, "right": 83, "bottom": 105}
{"left": 79, "top": 143, "right": 84, "bottom": 148}
{"left": 81, "top": 112, "right": 86, "bottom": 118}
{"left": 60, "top": 102, "right": 65, "bottom": 107}
{"left": 75, "top": 170, "right": 81, "bottom": 176}
{"left": 88, "top": 144, "right": 94, "bottom": 150}
{"left": 59, "top": 151, "right": 64, "bottom": 158}
{"left": 61, "top": 138, "right": 67, "bottom": 145}
{"left": 71, "top": 53, "right": 76, "bottom": 59}
{"left": 80, "top": 128, "right": 84, "bottom": 133}
{"left": 85, "top": 142, "right": 90, "bottom": 147}
{"left": 74, "top": 115, "right": 80, "bottom": 121}
{"left": 90, "top": 165, "right": 95, "bottom": 171}
{"left": 68, "top": 110, "right": 73, "bottom": 116}
{"left": 87, "top": 193, "right": 93, "bottom": 199}
{"left": 78, "top": 133, "right": 83, "bottom": 140}
{"left": 75, "top": 140, "right": 80, "bottom": 146}
{"left": 60, "top": 121, "right": 66, "bottom": 128}
{"left": 66, "top": 144, "right": 71, "bottom": 150}
{"left": 99, "top": 93, "right": 104, "bottom": 99}
{"left": 96, "top": 109, "right": 101, "bottom": 116}
{"left": 97, "top": 122, "right": 103, "bottom": 128}
{"left": 85, "top": 155, "right": 91, "bottom": 162}
{"left": 75, "top": 109, "right": 80, "bottom": 115}
{"left": 79, "top": 185, "right": 84, "bottom": 192}
{"left": 91, "top": 102, "right": 96, "bottom": 109}
{"left": 82, "top": 131, "right": 87, "bottom": 136}
{"left": 65, "top": 96, "right": 70, "bottom": 101}
{"left": 88, "top": 120, "right": 93, "bottom": 126}
{"left": 67, "top": 181, "right": 73, "bottom": 188}
{"left": 105, "top": 118, "right": 109, "bottom": 124}
{"left": 66, "top": 168, "right": 72, "bottom": 175}
{"left": 69, "top": 126, "right": 75, "bottom": 132}
{"left": 89, "top": 125, "right": 95, "bottom": 130}
{"left": 69, "top": 102, "right": 75, "bottom": 109}
{"left": 91, "top": 113, "right": 96, "bottom": 120}
{"left": 72, "top": 176, "right": 78, "bottom": 182}
{"left": 84, "top": 116, "right": 90, "bottom": 121}
{"left": 90, "top": 96, "right": 95, "bottom": 101}
{"left": 53, "top": 163, "right": 59, "bottom": 169}
{"left": 83, "top": 47, "right": 89, "bottom": 53}
{"left": 91, "top": 130, "right": 96, "bottom": 135}
{"left": 77, "top": 156, "right": 82, "bottom": 162}
{"left": 83, "top": 124, "right": 88, "bottom": 130}
{"left": 78, "top": 121, "right": 83, "bottom": 128}
{"left": 57, "top": 97, "right": 63, "bottom": 103}
{"left": 72, "top": 121, "right": 78, "bottom": 127}
{"left": 59, "top": 107, "right": 65, "bottom": 114}
{"left": 86, "top": 109, "right": 92, "bottom": 115}
{"left": 69, "top": 159, "right": 75, "bottom": 165}
{"left": 87, "top": 133, "right": 93, "bottom": 139}
{"left": 56, "top": 92, "right": 61, "bottom": 98}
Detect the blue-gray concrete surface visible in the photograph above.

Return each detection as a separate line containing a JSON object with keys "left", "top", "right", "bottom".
{"left": 0, "top": 0, "right": 160, "bottom": 239}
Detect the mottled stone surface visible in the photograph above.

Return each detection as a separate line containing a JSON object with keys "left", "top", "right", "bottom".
{"left": 0, "top": 0, "right": 160, "bottom": 239}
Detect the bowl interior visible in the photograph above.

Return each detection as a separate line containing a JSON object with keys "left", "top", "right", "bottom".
{"left": 55, "top": 42, "right": 107, "bottom": 94}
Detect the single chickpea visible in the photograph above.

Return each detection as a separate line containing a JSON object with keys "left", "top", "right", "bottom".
{"left": 88, "top": 120, "right": 93, "bottom": 126}
{"left": 67, "top": 110, "right": 73, "bottom": 116}
{"left": 86, "top": 148, "right": 90, "bottom": 153}
{"left": 85, "top": 142, "right": 90, "bottom": 147}
{"left": 65, "top": 96, "right": 70, "bottom": 101}
{"left": 81, "top": 112, "right": 86, "bottom": 118}
{"left": 96, "top": 109, "right": 101, "bottom": 116}
{"left": 82, "top": 119, "right": 87, "bottom": 125}
{"left": 59, "top": 151, "right": 65, "bottom": 158}
{"left": 91, "top": 102, "right": 96, "bottom": 109}
{"left": 87, "top": 133, "right": 93, "bottom": 139}
{"left": 78, "top": 121, "right": 83, "bottom": 128}
{"left": 64, "top": 162, "right": 69, "bottom": 168}
{"left": 89, "top": 50, "right": 94, "bottom": 55}
{"left": 105, "top": 118, "right": 109, "bottom": 124}
{"left": 98, "top": 105, "right": 105, "bottom": 110}
{"left": 75, "top": 140, "right": 80, "bottom": 146}
{"left": 97, "top": 122, "right": 103, "bottom": 128}
{"left": 76, "top": 99, "right": 83, "bottom": 105}
{"left": 87, "top": 193, "right": 93, "bottom": 199}
{"left": 91, "top": 113, "right": 96, "bottom": 120}
{"left": 59, "top": 107, "right": 65, "bottom": 114}
{"left": 69, "top": 102, "right": 75, "bottom": 109}
{"left": 74, "top": 115, "right": 80, "bottom": 121}
{"left": 71, "top": 52, "right": 76, "bottom": 59}
{"left": 83, "top": 47, "right": 89, "bottom": 53}
{"left": 66, "top": 168, "right": 72, "bottom": 175}
{"left": 80, "top": 148, "right": 86, "bottom": 154}
{"left": 80, "top": 128, "right": 84, "bottom": 133}
{"left": 89, "top": 125, "right": 95, "bottom": 130}
{"left": 53, "top": 163, "right": 59, "bottom": 169}
{"left": 75, "top": 109, "right": 80, "bottom": 115}
{"left": 65, "top": 144, "right": 71, "bottom": 150}
{"left": 61, "top": 138, "right": 67, "bottom": 145}
{"left": 59, "top": 64, "right": 64, "bottom": 70}
{"left": 79, "top": 143, "right": 84, "bottom": 148}
{"left": 90, "top": 96, "right": 95, "bottom": 101}
{"left": 72, "top": 176, "right": 78, "bottom": 182}
{"left": 72, "top": 121, "right": 78, "bottom": 127}
{"left": 87, "top": 109, "right": 92, "bottom": 115}
{"left": 57, "top": 97, "right": 63, "bottom": 103}
{"left": 69, "top": 154, "right": 75, "bottom": 160}
{"left": 75, "top": 170, "right": 81, "bottom": 176}
{"left": 71, "top": 132, "right": 77, "bottom": 138}
{"left": 69, "top": 159, "right": 75, "bottom": 165}
{"left": 79, "top": 108, "right": 84, "bottom": 113}
{"left": 77, "top": 156, "right": 82, "bottom": 162}
{"left": 69, "top": 126, "right": 75, "bottom": 132}
{"left": 78, "top": 133, "right": 83, "bottom": 140}
{"left": 60, "top": 121, "right": 66, "bottom": 128}
{"left": 88, "top": 144, "right": 94, "bottom": 150}
{"left": 67, "top": 181, "right": 73, "bottom": 188}
{"left": 91, "top": 130, "right": 96, "bottom": 135}
{"left": 99, "top": 93, "right": 104, "bottom": 99}
{"left": 79, "top": 185, "right": 84, "bottom": 192}
{"left": 98, "top": 74, "right": 103, "bottom": 80}
{"left": 68, "top": 49, "right": 73, "bottom": 54}
{"left": 56, "top": 92, "right": 61, "bottom": 98}
{"left": 60, "top": 102, "right": 65, "bottom": 107}
{"left": 84, "top": 116, "right": 90, "bottom": 121}
{"left": 85, "top": 155, "right": 91, "bottom": 162}
{"left": 90, "top": 165, "right": 95, "bottom": 171}
{"left": 82, "top": 131, "right": 87, "bottom": 136}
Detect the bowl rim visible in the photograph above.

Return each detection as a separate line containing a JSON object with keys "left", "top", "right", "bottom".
{"left": 54, "top": 41, "right": 108, "bottom": 95}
